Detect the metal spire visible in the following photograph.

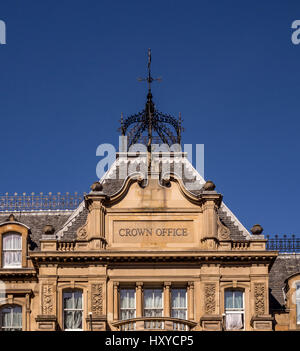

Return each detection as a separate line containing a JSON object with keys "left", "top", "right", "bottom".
{"left": 119, "top": 49, "right": 183, "bottom": 150}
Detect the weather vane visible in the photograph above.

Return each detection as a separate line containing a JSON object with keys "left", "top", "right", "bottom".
{"left": 119, "top": 49, "right": 183, "bottom": 150}
{"left": 137, "top": 48, "right": 162, "bottom": 93}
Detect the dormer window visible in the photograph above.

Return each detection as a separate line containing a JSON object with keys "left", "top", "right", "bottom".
{"left": 2, "top": 233, "right": 22, "bottom": 268}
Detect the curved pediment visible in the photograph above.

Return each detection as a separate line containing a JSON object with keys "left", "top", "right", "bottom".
{"left": 106, "top": 173, "right": 202, "bottom": 210}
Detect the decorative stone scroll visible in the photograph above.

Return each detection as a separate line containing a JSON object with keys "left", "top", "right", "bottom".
{"left": 204, "top": 283, "right": 216, "bottom": 314}
{"left": 91, "top": 284, "right": 103, "bottom": 316}
{"left": 254, "top": 283, "right": 265, "bottom": 315}
{"left": 42, "top": 285, "right": 54, "bottom": 315}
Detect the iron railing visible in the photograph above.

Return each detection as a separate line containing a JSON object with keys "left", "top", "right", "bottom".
{"left": 266, "top": 235, "right": 300, "bottom": 253}
{"left": 0, "top": 192, "right": 83, "bottom": 212}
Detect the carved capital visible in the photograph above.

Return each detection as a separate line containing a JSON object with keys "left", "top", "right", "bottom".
{"left": 188, "top": 281, "right": 194, "bottom": 289}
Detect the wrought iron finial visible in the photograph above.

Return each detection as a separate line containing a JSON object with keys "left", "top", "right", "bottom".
{"left": 137, "top": 48, "right": 162, "bottom": 94}
{"left": 120, "top": 50, "right": 183, "bottom": 149}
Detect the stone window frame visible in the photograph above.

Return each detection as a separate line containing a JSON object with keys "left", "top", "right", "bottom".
{"left": 57, "top": 283, "right": 87, "bottom": 331}
{"left": 220, "top": 282, "right": 250, "bottom": 331}
{"left": 115, "top": 281, "right": 191, "bottom": 322}
{"left": 0, "top": 222, "right": 29, "bottom": 269}
{"left": 284, "top": 274, "right": 300, "bottom": 330}
{"left": 0, "top": 304, "right": 22, "bottom": 331}
{"left": 0, "top": 293, "right": 29, "bottom": 331}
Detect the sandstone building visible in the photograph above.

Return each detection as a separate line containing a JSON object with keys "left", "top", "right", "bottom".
{"left": 0, "top": 54, "right": 299, "bottom": 332}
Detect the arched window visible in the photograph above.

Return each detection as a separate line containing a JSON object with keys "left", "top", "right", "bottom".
{"left": 63, "top": 290, "right": 83, "bottom": 331}
{"left": 224, "top": 289, "right": 244, "bottom": 330}
{"left": 2, "top": 233, "right": 22, "bottom": 268}
{"left": 0, "top": 305, "right": 22, "bottom": 331}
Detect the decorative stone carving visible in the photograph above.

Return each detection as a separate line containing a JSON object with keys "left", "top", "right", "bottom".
{"left": 254, "top": 283, "right": 265, "bottom": 315}
{"left": 204, "top": 283, "right": 216, "bottom": 314}
{"left": 91, "top": 284, "right": 103, "bottom": 316}
{"left": 77, "top": 225, "right": 88, "bottom": 239}
{"left": 200, "top": 238, "right": 218, "bottom": 250}
{"left": 42, "top": 285, "right": 54, "bottom": 315}
{"left": 217, "top": 216, "right": 230, "bottom": 240}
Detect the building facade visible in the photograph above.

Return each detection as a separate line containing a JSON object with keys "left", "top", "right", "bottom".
{"left": 0, "top": 151, "right": 298, "bottom": 332}
{"left": 0, "top": 55, "right": 299, "bottom": 332}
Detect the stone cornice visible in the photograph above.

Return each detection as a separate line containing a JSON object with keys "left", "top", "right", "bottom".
{"left": 29, "top": 250, "right": 278, "bottom": 267}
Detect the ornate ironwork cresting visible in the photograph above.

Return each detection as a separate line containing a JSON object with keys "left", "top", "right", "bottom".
{"left": 0, "top": 192, "right": 83, "bottom": 212}
{"left": 266, "top": 234, "right": 300, "bottom": 253}
{"left": 119, "top": 49, "right": 183, "bottom": 149}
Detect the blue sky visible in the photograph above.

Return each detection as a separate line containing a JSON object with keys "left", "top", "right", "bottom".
{"left": 0, "top": 0, "right": 299, "bottom": 236}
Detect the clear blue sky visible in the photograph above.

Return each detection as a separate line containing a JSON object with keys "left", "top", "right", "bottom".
{"left": 0, "top": 0, "right": 299, "bottom": 236}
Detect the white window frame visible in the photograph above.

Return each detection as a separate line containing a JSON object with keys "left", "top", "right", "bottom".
{"left": 120, "top": 288, "right": 136, "bottom": 320}
{"left": 224, "top": 289, "right": 245, "bottom": 331}
{"left": 2, "top": 233, "right": 22, "bottom": 269}
{"left": 0, "top": 305, "right": 22, "bottom": 331}
{"left": 171, "top": 288, "right": 187, "bottom": 320}
{"left": 143, "top": 288, "right": 164, "bottom": 329}
{"left": 63, "top": 290, "right": 83, "bottom": 331}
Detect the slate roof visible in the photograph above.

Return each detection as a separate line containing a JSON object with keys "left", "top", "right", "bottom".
{"left": 0, "top": 211, "right": 71, "bottom": 251}
{"left": 269, "top": 253, "right": 300, "bottom": 311}
{"left": 100, "top": 155, "right": 250, "bottom": 241}
{"left": 0, "top": 153, "right": 251, "bottom": 249}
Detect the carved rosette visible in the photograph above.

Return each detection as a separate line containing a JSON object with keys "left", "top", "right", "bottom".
{"left": 91, "top": 284, "right": 103, "bottom": 316}
{"left": 42, "top": 285, "right": 54, "bottom": 315}
{"left": 204, "top": 283, "right": 216, "bottom": 314}
{"left": 217, "top": 216, "right": 230, "bottom": 240}
{"left": 254, "top": 283, "right": 265, "bottom": 315}
{"left": 77, "top": 225, "right": 87, "bottom": 239}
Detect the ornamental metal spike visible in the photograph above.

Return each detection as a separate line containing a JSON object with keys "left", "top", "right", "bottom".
{"left": 120, "top": 49, "right": 183, "bottom": 150}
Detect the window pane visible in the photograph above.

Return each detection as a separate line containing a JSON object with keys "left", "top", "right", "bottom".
{"left": 171, "top": 289, "right": 186, "bottom": 308}
{"left": 63, "top": 292, "right": 73, "bottom": 309}
{"left": 154, "top": 290, "right": 162, "bottom": 308}
{"left": 120, "top": 289, "right": 135, "bottom": 309}
{"left": 73, "top": 311, "right": 82, "bottom": 329}
{"left": 63, "top": 290, "right": 83, "bottom": 330}
{"left": 234, "top": 291, "right": 243, "bottom": 309}
{"left": 73, "top": 291, "right": 82, "bottom": 309}
{"left": 3, "top": 234, "right": 21, "bottom": 250}
{"left": 144, "top": 290, "right": 153, "bottom": 308}
{"left": 296, "top": 285, "right": 300, "bottom": 299}
{"left": 226, "top": 313, "right": 243, "bottom": 330}
{"left": 225, "top": 291, "right": 234, "bottom": 309}
{"left": 64, "top": 311, "right": 74, "bottom": 329}
{"left": 1, "top": 306, "right": 22, "bottom": 331}
{"left": 297, "top": 302, "right": 300, "bottom": 323}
